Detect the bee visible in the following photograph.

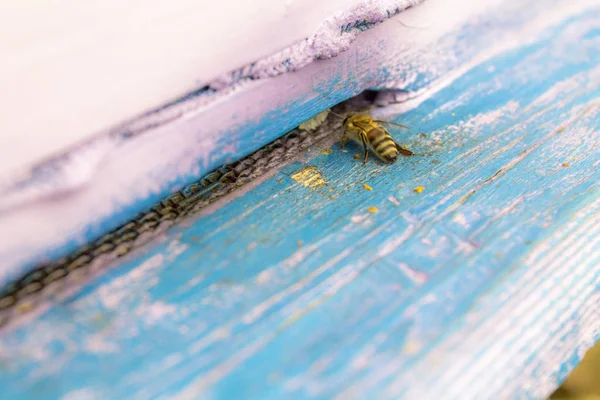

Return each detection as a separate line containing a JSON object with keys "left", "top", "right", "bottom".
{"left": 339, "top": 113, "right": 414, "bottom": 165}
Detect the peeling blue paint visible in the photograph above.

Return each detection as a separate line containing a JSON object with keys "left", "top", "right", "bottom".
{"left": 0, "top": 4, "right": 599, "bottom": 399}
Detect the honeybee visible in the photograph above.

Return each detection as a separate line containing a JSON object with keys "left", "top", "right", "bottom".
{"left": 339, "top": 113, "right": 414, "bottom": 165}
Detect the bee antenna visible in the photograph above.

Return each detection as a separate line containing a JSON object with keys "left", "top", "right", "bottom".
{"left": 328, "top": 110, "right": 345, "bottom": 119}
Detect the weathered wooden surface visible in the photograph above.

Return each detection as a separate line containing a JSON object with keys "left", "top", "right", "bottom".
{"left": 1, "top": 4, "right": 600, "bottom": 400}
{"left": 4, "top": 0, "right": 592, "bottom": 284}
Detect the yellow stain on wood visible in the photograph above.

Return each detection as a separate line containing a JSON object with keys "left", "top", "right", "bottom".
{"left": 368, "top": 206, "right": 379, "bottom": 213}
{"left": 363, "top": 183, "right": 373, "bottom": 191}
{"left": 414, "top": 186, "right": 425, "bottom": 193}
{"left": 291, "top": 166, "right": 327, "bottom": 188}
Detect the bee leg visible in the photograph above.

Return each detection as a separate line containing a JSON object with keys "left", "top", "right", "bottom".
{"left": 358, "top": 132, "right": 369, "bottom": 165}
{"left": 340, "top": 133, "right": 347, "bottom": 149}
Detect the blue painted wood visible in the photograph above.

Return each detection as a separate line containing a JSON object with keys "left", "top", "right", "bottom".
{"left": 2, "top": 0, "right": 587, "bottom": 285}
{"left": 1, "top": 5, "right": 600, "bottom": 400}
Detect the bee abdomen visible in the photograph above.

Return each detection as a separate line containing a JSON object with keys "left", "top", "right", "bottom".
{"left": 379, "top": 147, "right": 399, "bottom": 163}
{"left": 370, "top": 131, "right": 399, "bottom": 163}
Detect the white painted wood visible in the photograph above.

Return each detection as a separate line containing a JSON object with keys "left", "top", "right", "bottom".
{"left": 0, "top": 0, "right": 361, "bottom": 174}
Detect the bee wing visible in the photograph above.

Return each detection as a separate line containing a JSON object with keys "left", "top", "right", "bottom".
{"left": 374, "top": 120, "right": 409, "bottom": 130}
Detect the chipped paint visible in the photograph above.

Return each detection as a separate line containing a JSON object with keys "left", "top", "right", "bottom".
{"left": 97, "top": 254, "right": 165, "bottom": 310}
{"left": 61, "top": 389, "right": 102, "bottom": 400}
{"left": 1, "top": 2, "right": 600, "bottom": 400}
{"left": 255, "top": 270, "right": 272, "bottom": 284}
{"left": 397, "top": 262, "right": 428, "bottom": 285}
{"left": 3, "top": 0, "right": 600, "bottom": 289}
{"left": 388, "top": 196, "right": 401, "bottom": 206}
{"left": 351, "top": 213, "right": 370, "bottom": 223}
{"left": 452, "top": 213, "right": 469, "bottom": 229}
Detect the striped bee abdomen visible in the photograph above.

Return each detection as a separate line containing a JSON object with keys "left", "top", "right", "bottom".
{"left": 342, "top": 114, "right": 412, "bottom": 165}
{"left": 368, "top": 127, "right": 399, "bottom": 163}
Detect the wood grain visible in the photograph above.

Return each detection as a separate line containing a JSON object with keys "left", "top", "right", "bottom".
{"left": 4, "top": 0, "right": 595, "bottom": 284}
{"left": 0, "top": 4, "right": 599, "bottom": 400}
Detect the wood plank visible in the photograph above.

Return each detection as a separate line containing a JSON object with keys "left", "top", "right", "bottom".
{"left": 0, "top": 4, "right": 599, "bottom": 400}
{"left": 4, "top": 0, "right": 592, "bottom": 284}
{"left": 0, "top": 0, "right": 368, "bottom": 174}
